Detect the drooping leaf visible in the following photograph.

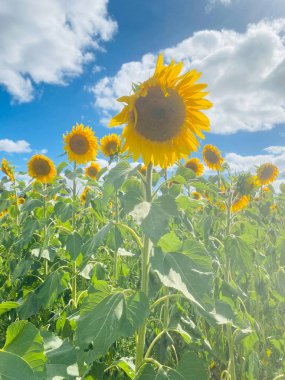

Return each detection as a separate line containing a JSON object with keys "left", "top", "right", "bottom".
{"left": 66, "top": 231, "right": 82, "bottom": 261}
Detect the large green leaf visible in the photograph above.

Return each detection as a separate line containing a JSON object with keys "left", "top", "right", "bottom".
{"left": 121, "top": 292, "right": 149, "bottom": 336}
{"left": 103, "top": 161, "right": 137, "bottom": 197}
{"left": 0, "top": 351, "right": 37, "bottom": 380}
{"left": 42, "top": 331, "right": 79, "bottom": 379}
{"left": 3, "top": 321, "right": 46, "bottom": 374}
{"left": 75, "top": 292, "right": 125, "bottom": 363}
{"left": 83, "top": 222, "right": 113, "bottom": 258}
{"left": 0, "top": 301, "right": 20, "bottom": 316}
{"left": 36, "top": 270, "right": 70, "bottom": 308}
{"left": 151, "top": 248, "right": 214, "bottom": 310}
{"left": 225, "top": 235, "right": 253, "bottom": 271}
{"left": 66, "top": 231, "right": 82, "bottom": 261}
{"left": 176, "top": 351, "right": 208, "bottom": 379}
{"left": 135, "top": 364, "right": 184, "bottom": 379}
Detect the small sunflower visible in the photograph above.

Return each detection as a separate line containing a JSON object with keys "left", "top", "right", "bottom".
{"left": 192, "top": 191, "right": 202, "bottom": 200}
{"left": 185, "top": 158, "right": 204, "bottom": 176}
{"left": 1, "top": 158, "right": 15, "bottom": 182}
{"left": 256, "top": 163, "right": 279, "bottom": 185}
{"left": 80, "top": 187, "right": 90, "bottom": 203}
{"left": 270, "top": 203, "right": 277, "bottom": 213}
{"left": 28, "top": 154, "right": 56, "bottom": 183}
{"left": 85, "top": 162, "right": 101, "bottom": 179}
{"left": 231, "top": 195, "right": 250, "bottom": 213}
{"left": 100, "top": 134, "right": 121, "bottom": 158}
{"left": 63, "top": 123, "right": 98, "bottom": 164}
{"left": 236, "top": 173, "right": 259, "bottom": 195}
{"left": 202, "top": 144, "right": 224, "bottom": 170}
{"left": 263, "top": 186, "right": 271, "bottom": 192}
{"left": 109, "top": 54, "right": 212, "bottom": 168}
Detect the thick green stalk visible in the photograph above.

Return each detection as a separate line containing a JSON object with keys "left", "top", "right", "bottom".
{"left": 135, "top": 162, "right": 153, "bottom": 372}
{"left": 71, "top": 162, "right": 77, "bottom": 308}
{"left": 113, "top": 190, "right": 119, "bottom": 281}
{"left": 225, "top": 191, "right": 236, "bottom": 380}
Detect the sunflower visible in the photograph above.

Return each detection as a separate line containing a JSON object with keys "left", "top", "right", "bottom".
{"left": 236, "top": 173, "right": 259, "bottom": 195}
{"left": 192, "top": 191, "right": 202, "bottom": 200}
{"left": 256, "top": 163, "right": 279, "bottom": 185}
{"left": 80, "top": 187, "right": 90, "bottom": 203}
{"left": 185, "top": 158, "right": 204, "bottom": 176}
{"left": 1, "top": 158, "right": 15, "bottom": 182}
{"left": 63, "top": 123, "right": 98, "bottom": 164}
{"left": 231, "top": 195, "right": 250, "bottom": 213}
{"left": 100, "top": 134, "right": 121, "bottom": 158}
{"left": 202, "top": 144, "right": 224, "bottom": 170}
{"left": 109, "top": 54, "right": 212, "bottom": 168}
{"left": 85, "top": 162, "right": 101, "bottom": 179}
{"left": 28, "top": 154, "right": 57, "bottom": 183}
{"left": 263, "top": 186, "right": 271, "bottom": 192}
{"left": 139, "top": 165, "right": 147, "bottom": 175}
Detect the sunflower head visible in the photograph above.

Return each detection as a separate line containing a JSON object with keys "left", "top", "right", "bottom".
{"left": 192, "top": 191, "right": 202, "bottom": 200}
{"left": 256, "top": 163, "right": 279, "bottom": 185}
{"left": 1, "top": 158, "right": 15, "bottom": 182}
{"left": 28, "top": 155, "right": 56, "bottom": 183}
{"left": 236, "top": 173, "right": 259, "bottom": 195}
{"left": 270, "top": 203, "right": 277, "bottom": 213}
{"left": 109, "top": 54, "right": 212, "bottom": 168}
{"left": 202, "top": 144, "right": 224, "bottom": 170}
{"left": 185, "top": 158, "right": 204, "bottom": 176}
{"left": 80, "top": 187, "right": 90, "bottom": 203}
{"left": 63, "top": 123, "right": 98, "bottom": 164}
{"left": 100, "top": 134, "right": 121, "bottom": 158}
{"left": 85, "top": 162, "right": 101, "bottom": 180}
{"left": 231, "top": 194, "right": 250, "bottom": 213}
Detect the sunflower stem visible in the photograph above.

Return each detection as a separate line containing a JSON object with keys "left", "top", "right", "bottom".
{"left": 135, "top": 162, "right": 152, "bottom": 372}
{"left": 71, "top": 161, "right": 77, "bottom": 308}
{"left": 225, "top": 191, "right": 236, "bottom": 380}
{"left": 113, "top": 190, "right": 119, "bottom": 281}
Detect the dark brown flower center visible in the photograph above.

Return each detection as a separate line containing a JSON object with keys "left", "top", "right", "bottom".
{"left": 33, "top": 159, "right": 51, "bottom": 176}
{"left": 205, "top": 149, "right": 219, "bottom": 164}
{"left": 88, "top": 167, "right": 98, "bottom": 177}
{"left": 69, "top": 134, "right": 89, "bottom": 155}
{"left": 260, "top": 166, "right": 274, "bottom": 179}
{"left": 186, "top": 161, "right": 198, "bottom": 173}
{"left": 133, "top": 86, "right": 185, "bottom": 142}
{"left": 106, "top": 141, "right": 118, "bottom": 154}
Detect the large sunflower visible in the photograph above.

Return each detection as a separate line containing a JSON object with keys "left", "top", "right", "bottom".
{"left": 28, "top": 154, "right": 56, "bottom": 183}
{"left": 85, "top": 162, "right": 101, "bottom": 179}
{"left": 256, "top": 163, "right": 279, "bottom": 185}
{"left": 1, "top": 158, "right": 15, "bottom": 182}
{"left": 63, "top": 123, "right": 98, "bottom": 164}
{"left": 109, "top": 54, "right": 212, "bottom": 168}
{"left": 202, "top": 144, "right": 224, "bottom": 170}
{"left": 231, "top": 195, "right": 250, "bottom": 213}
{"left": 100, "top": 134, "right": 121, "bottom": 158}
{"left": 185, "top": 158, "right": 204, "bottom": 176}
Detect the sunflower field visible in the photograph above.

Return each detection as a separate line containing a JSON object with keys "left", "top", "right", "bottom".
{"left": 0, "top": 55, "right": 284, "bottom": 380}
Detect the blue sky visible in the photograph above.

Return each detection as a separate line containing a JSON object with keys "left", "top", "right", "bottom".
{"left": 0, "top": 0, "right": 285, "bottom": 180}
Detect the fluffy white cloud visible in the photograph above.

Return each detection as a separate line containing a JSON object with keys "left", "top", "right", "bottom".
{"left": 205, "top": 0, "right": 232, "bottom": 13}
{"left": 0, "top": 0, "right": 117, "bottom": 102}
{"left": 225, "top": 150, "right": 285, "bottom": 176}
{"left": 0, "top": 139, "right": 31, "bottom": 153}
{"left": 263, "top": 146, "right": 285, "bottom": 155}
{"left": 91, "top": 18, "right": 285, "bottom": 134}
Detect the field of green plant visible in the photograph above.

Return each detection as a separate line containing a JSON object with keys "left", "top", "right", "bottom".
{"left": 0, "top": 55, "right": 284, "bottom": 380}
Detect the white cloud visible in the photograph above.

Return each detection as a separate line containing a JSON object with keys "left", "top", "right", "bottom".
{"left": 225, "top": 151, "right": 285, "bottom": 176}
{"left": 263, "top": 146, "right": 285, "bottom": 155}
{"left": 91, "top": 18, "right": 285, "bottom": 134}
{"left": 0, "top": 0, "right": 117, "bottom": 102}
{"left": 0, "top": 139, "right": 31, "bottom": 153}
{"left": 205, "top": 0, "right": 232, "bottom": 13}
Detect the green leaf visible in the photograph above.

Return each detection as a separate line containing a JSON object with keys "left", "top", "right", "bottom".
{"left": 0, "top": 351, "right": 37, "bottom": 380}
{"left": 225, "top": 235, "right": 253, "bottom": 271}
{"left": 151, "top": 248, "right": 214, "bottom": 310}
{"left": 176, "top": 351, "right": 208, "bottom": 379}
{"left": 121, "top": 292, "right": 149, "bottom": 336}
{"left": 158, "top": 232, "right": 182, "bottom": 253}
{"left": 83, "top": 222, "right": 113, "bottom": 258}
{"left": 36, "top": 270, "right": 70, "bottom": 308}
{"left": 121, "top": 177, "right": 145, "bottom": 214}
{"left": 75, "top": 293, "right": 125, "bottom": 363}
{"left": 21, "top": 198, "right": 43, "bottom": 213}
{"left": 0, "top": 301, "right": 20, "bottom": 316}
{"left": 141, "top": 195, "right": 178, "bottom": 242}
{"left": 57, "top": 161, "right": 68, "bottom": 174}
{"left": 55, "top": 201, "right": 74, "bottom": 222}
{"left": 3, "top": 320, "right": 46, "bottom": 373}
{"left": 103, "top": 161, "right": 136, "bottom": 197}
{"left": 113, "top": 358, "right": 135, "bottom": 379}
{"left": 42, "top": 331, "right": 79, "bottom": 379}
{"left": 66, "top": 231, "right": 82, "bottom": 261}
